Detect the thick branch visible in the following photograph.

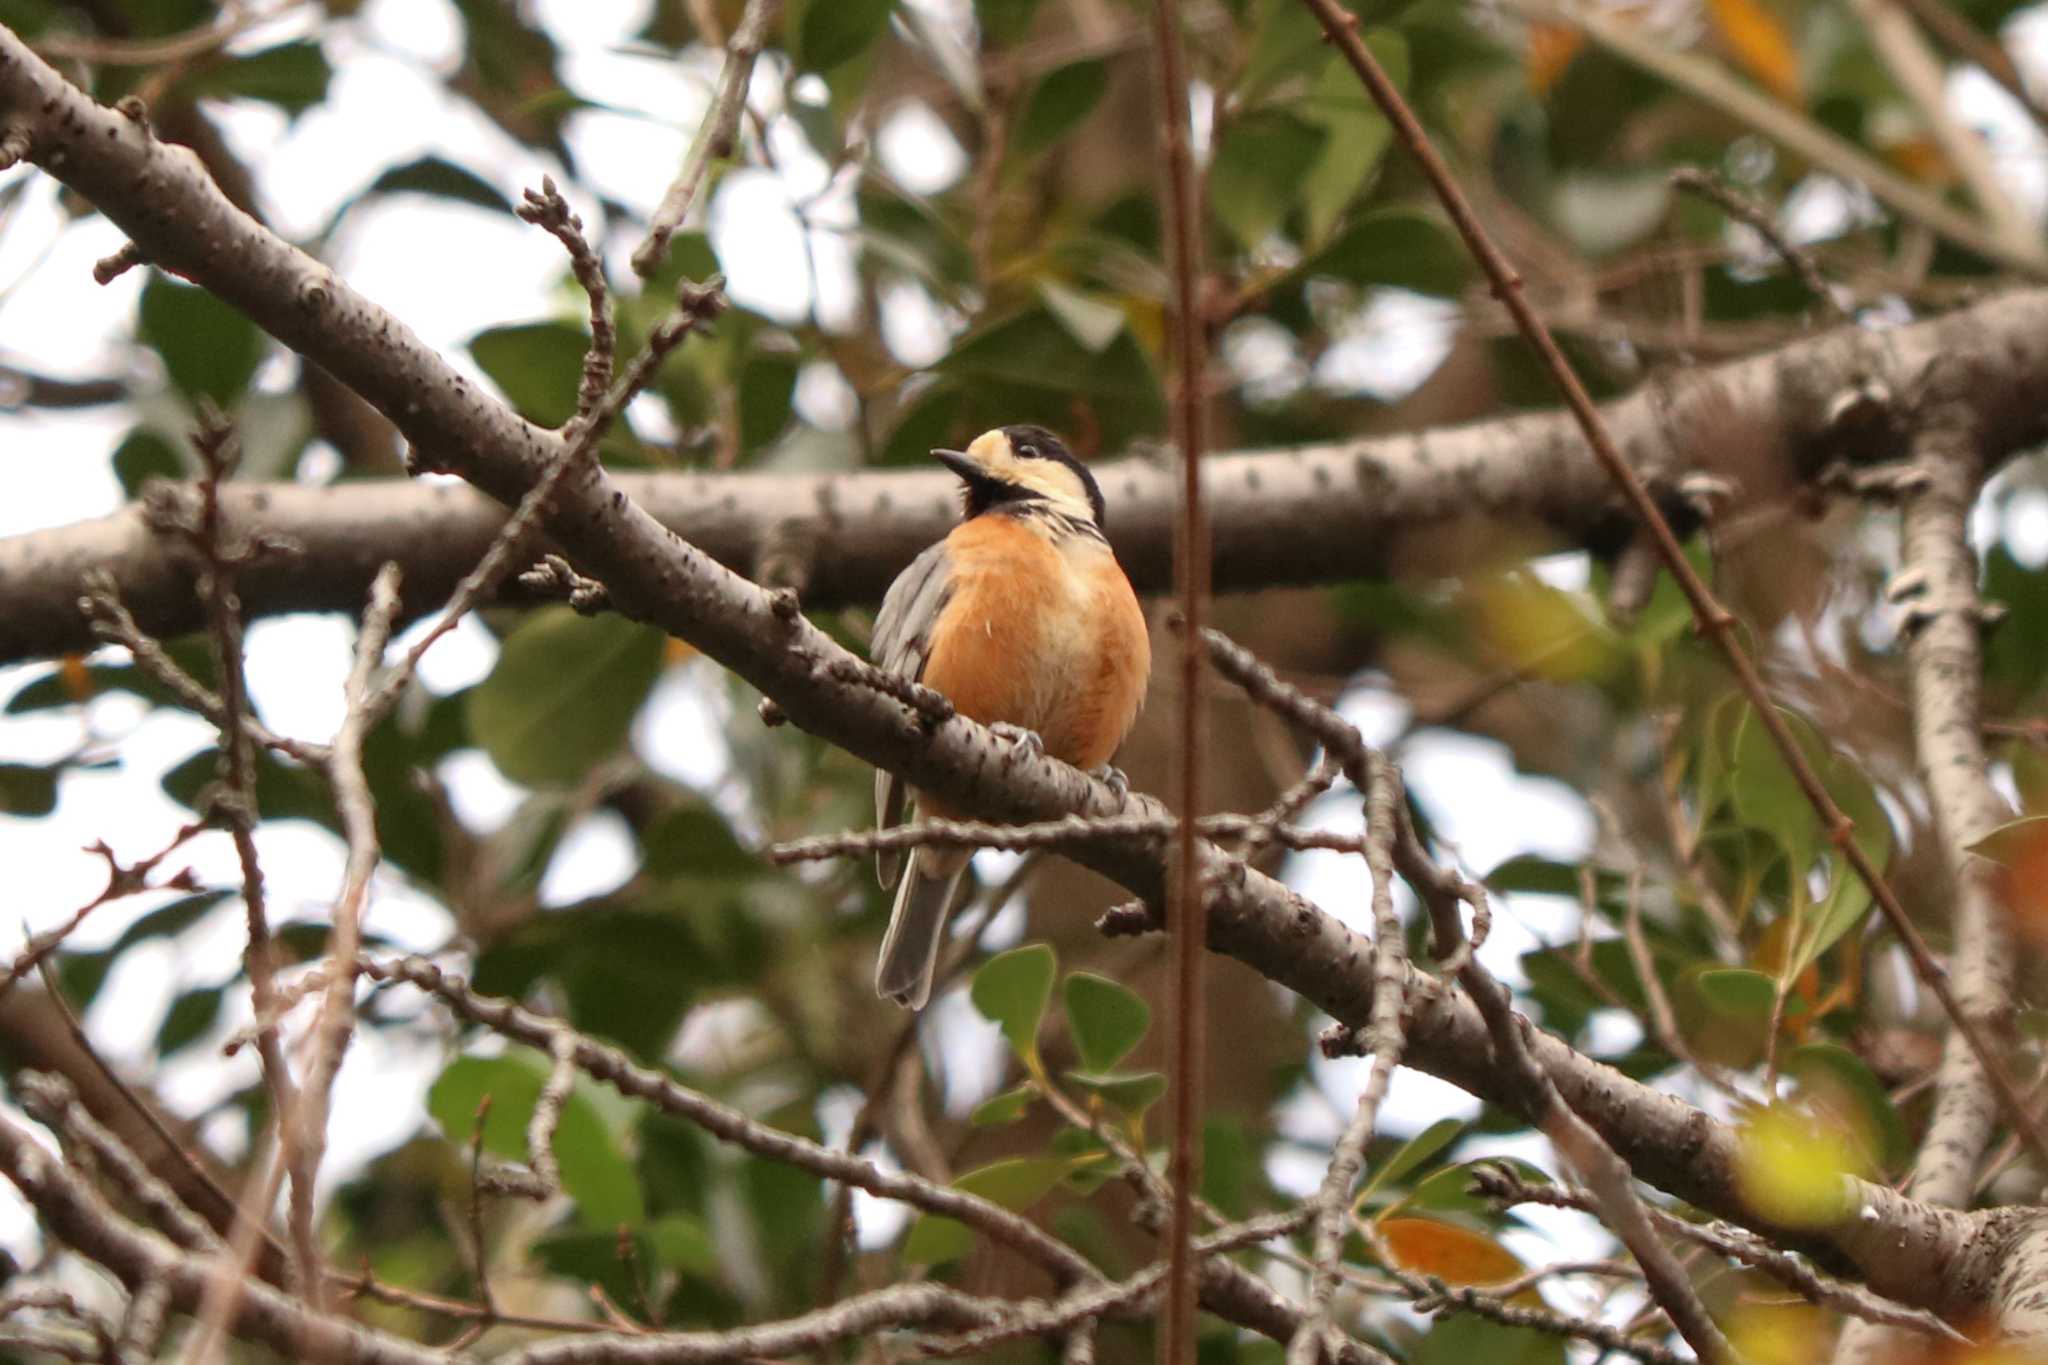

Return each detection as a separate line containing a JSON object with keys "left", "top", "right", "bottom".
{"left": 8, "top": 289, "right": 2048, "bottom": 662}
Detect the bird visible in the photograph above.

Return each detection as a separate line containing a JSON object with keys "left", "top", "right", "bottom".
{"left": 869, "top": 424, "right": 1152, "bottom": 1010}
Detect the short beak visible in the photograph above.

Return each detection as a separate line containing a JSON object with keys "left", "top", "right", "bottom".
{"left": 932, "top": 448, "right": 978, "bottom": 481}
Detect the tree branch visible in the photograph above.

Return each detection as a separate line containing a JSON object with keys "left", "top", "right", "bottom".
{"left": 6, "top": 286, "right": 2048, "bottom": 664}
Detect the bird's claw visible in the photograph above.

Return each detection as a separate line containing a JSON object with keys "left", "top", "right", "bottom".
{"left": 1089, "top": 764, "right": 1131, "bottom": 801}
{"left": 989, "top": 722, "right": 1045, "bottom": 762}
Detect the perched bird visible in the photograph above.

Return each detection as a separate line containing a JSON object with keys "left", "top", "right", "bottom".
{"left": 870, "top": 425, "right": 1152, "bottom": 1009}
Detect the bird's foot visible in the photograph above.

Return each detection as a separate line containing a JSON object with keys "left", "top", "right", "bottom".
{"left": 988, "top": 722, "right": 1046, "bottom": 763}
{"left": 1089, "top": 763, "right": 1131, "bottom": 802}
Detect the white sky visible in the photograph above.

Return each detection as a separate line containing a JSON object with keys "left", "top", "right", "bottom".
{"left": 1, "top": 0, "right": 2046, "bottom": 1323}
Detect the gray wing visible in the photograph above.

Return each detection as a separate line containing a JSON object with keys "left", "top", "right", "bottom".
{"left": 872, "top": 540, "right": 955, "bottom": 890}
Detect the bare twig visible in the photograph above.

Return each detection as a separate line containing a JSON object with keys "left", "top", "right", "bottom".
{"left": 3, "top": 823, "right": 202, "bottom": 1000}
{"left": 632, "top": 0, "right": 782, "bottom": 277}
{"left": 517, "top": 179, "right": 615, "bottom": 420}
{"left": 478, "top": 1027, "right": 577, "bottom": 1201}
{"left": 1289, "top": 751, "right": 1406, "bottom": 1365}
{"left": 76, "top": 574, "right": 328, "bottom": 764}
{"left": 285, "top": 562, "right": 403, "bottom": 1311}
{"left": 1667, "top": 168, "right": 1845, "bottom": 319}
{"left": 150, "top": 410, "right": 314, "bottom": 1302}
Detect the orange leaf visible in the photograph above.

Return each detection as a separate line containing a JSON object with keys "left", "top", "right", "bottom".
{"left": 1707, "top": 0, "right": 1802, "bottom": 104}
{"left": 1378, "top": 1216, "right": 1523, "bottom": 1287}
{"left": 1884, "top": 134, "right": 1953, "bottom": 185}
{"left": 59, "top": 653, "right": 93, "bottom": 703}
{"left": 1527, "top": 23, "right": 1582, "bottom": 95}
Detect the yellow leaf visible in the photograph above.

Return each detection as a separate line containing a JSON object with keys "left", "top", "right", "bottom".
{"left": 1735, "top": 1103, "right": 1865, "bottom": 1228}
{"left": 1527, "top": 23, "right": 1582, "bottom": 94}
{"left": 1708, "top": 0, "right": 1802, "bottom": 104}
{"left": 1378, "top": 1216, "right": 1523, "bottom": 1287}
{"left": 1725, "top": 1302, "right": 1828, "bottom": 1365}
{"left": 1468, "top": 573, "right": 1616, "bottom": 684}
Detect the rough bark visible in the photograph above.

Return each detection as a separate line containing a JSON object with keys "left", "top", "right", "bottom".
{"left": 6, "top": 291, "right": 2048, "bottom": 662}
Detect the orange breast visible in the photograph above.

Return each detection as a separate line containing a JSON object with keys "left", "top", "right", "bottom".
{"left": 920, "top": 516, "right": 1151, "bottom": 795}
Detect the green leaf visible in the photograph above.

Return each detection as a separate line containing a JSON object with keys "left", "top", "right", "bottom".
{"left": 1413, "top": 1299, "right": 1568, "bottom": 1364}
{"left": 1794, "top": 854, "right": 1873, "bottom": 976}
{"left": 1062, "top": 971, "right": 1149, "bottom": 1072}
{"left": 1697, "top": 967, "right": 1777, "bottom": 1018}
{"left": 367, "top": 156, "right": 513, "bottom": 215}
{"left": 0, "top": 763, "right": 57, "bottom": 815}
{"left": 1209, "top": 109, "right": 1328, "bottom": 248}
{"left": 110, "top": 892, "right": 230, "bottom": 953}
{"left": 156, "top": 987, "right": 222, "bottom": 1055}
{"left": 738, "top": 353, "right": 799, "bottom": 455}
{"left": 901, "top": 1156, "right": 1074, "bottom": 1263}
{"left": 1356, "top": 1117, "right": 1466, "bottom": 1207}
{"left": 467, "top": 609, "right": 666, "bottom": 786}
{"left": 187, "top": 41, "right": 332, "bottom": 116}
{"left": 975, "top": 0, "right": 1043, "bottom": 45}
{"left": 139, "top": 274, "right": 265, "bottom": 406}
{"left": 1786, "top": 1042, "right": 1907, "bottom": 1170}
{"left": 801, "top": 0, "right": 893, "bottom": 71}
{"left": 469, "top": 321, "right": 591, "bottom": 428}
{"left": 1036, "top": 280, "right": 1125, "bottom": 354}
{"left": 112, "top": 429, "right": 183, "bottom": 496}
{"left": 1969, "top": 815, "right": 2048, "bottom": 867}
{"left": 1295, "top": 36, "right": 1404, "bottom": 243}
{"left": 1730, "top": 705, "right": 1822, "bottom": 872}
{"left": 1237, "top": 0, "right": 1330, "bottom": 100}
{"left": 1301, "top": 209, "right": 1472, "bottom": 296}
{"left": 969, "top": 1086, "right": 1035, "bottom": 1127}
{"left": 642, "top": 803, "right": 759, "bottom": 880}
{"left": 1012, "top": 58, "right": 1108, "bottom": 158}
{"left": 1065, "top": 1069, "right": 1167, "bottom": 1118}
{"left": 427, "top": 1052, "right": 643, "bottom": 1227}
{"left": 971, "top": 943, "right": 1056, "bottom": 1061}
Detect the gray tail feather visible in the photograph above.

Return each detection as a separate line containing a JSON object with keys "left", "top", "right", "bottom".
{"left": 875, "top": 862, "right": 967, "bottom": 1010}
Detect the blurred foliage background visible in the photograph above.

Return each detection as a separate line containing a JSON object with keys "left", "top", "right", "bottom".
{"left": 3, "top": 0, "right": 2048, "bottom": 1359}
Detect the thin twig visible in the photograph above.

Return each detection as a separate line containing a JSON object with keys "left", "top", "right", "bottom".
{"left": 153, "top": 410, "right": 314, "bottom": 1304}
{"left": 1289, "top": 751, "right": 1406, "bottom": 1365}
{"left": 284, "top": 562, "right": 403, "bottom": 1312}
{"left": 517, "top": 179, "right": 615, "bottom": 421}
{"left": 1667, "top": 167, "right": 1845, "bottom": 319}
{"left": 632, "top": 0, "right": 782, "bottom": 277}
{"left": 2, "top": 824, "right": 202, "bottom": 1001}
{"left": 76, "top": 574, "right": 328, "bottom": 764}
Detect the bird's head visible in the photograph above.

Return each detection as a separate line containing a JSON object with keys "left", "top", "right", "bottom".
{"left": 934, "top": 425, "right": 1107, "bottom": 528}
